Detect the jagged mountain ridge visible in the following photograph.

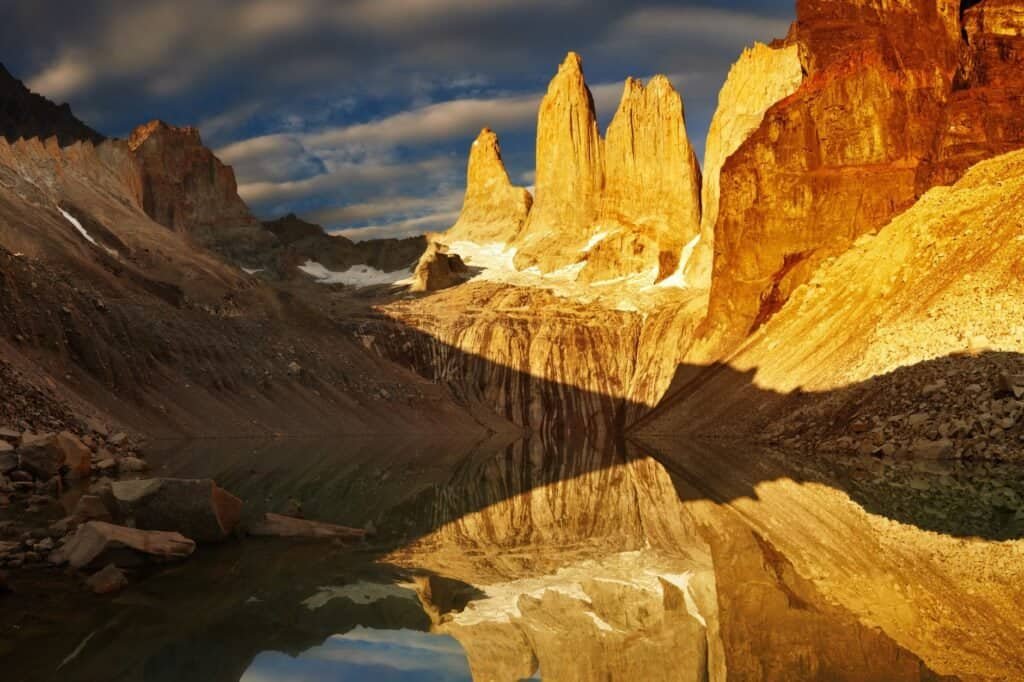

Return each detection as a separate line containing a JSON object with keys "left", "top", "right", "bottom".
{"left": 0, "top": 63, "right": 104, "bottom": 146}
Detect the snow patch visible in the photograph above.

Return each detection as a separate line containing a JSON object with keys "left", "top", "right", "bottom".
{"left": 655, "top": 234, "right": 700, "bottom": 289}
{"left": 580, "top": 230, "right": 611, "bottom": 253}
{"left": 299, "top": 260, "right": 410, "bottom": 287}
{"left": 242, "top": 267, "right": 264, "bottom": 275}
{"left": 59, "top": 207, "right": 118, "bottom": 257}
{"left": 303, "top": 582, "right": 418, "bottom": 610}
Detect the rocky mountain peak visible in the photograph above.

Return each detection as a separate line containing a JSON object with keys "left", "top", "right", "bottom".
{"left": 585, "top": 74, "right": 701, "bottom": 283}
{"left": 445, "top": 127, "right": 532, "bottom": 244}
{"left": 0, "top": 61, "right": 104, "bottom": 146}
{"left": 513, "top": 51, "right": 604, "bottom": 271}
{"left": 127, "top": 120, "right": 201, "bottom": 152}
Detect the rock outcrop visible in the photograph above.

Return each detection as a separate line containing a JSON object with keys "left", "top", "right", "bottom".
{"left": 128, "top": 120, "right": 276, "bottom": 263}
{"left": 685, "top": 43, "right": 804, "bottom": 291}
{"left": 0, "top": 63, "right": 104, "bottom": 146}
{"left": 513, "top": 52, "right": 604, "bottom": 272}
{"left": 410, "top": 241, "right": 469, "bottom": 293}
{"left": 583, "top": 76, "right": 702, "bottom": 283}
{"left": 56, "top": 521, "right": 196, "bottom": 569}
{"left": 444, "top": 128, "right": 532, "bottom": 245}
{"left": 108, "top": 478, "right": 243, "bottom": 543}
{"left": 698, "top": 0, "right": 1024, "bottom": 355}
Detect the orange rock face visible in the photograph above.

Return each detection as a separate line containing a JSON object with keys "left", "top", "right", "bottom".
{"left": 701, "top": 0, "right": 1024, "bottom": 355}
{"left": 513, "top": 52, "right": 604, "bottom": 272}
{"left": 445, "top": 128, "right": 532, "bottom": 245}
{"left": 585, "top": 76, "right": 701, "bottom": 283}
{"left": 128, "top": 120, "right": 274, "bottom": 261}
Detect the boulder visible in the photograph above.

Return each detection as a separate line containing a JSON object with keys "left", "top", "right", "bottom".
{"left": 116, "top": 456, "right": 148, "bottom": 473}
{"left": 85, "top": 563, "right": 128, "bottom": 595}
{"left": 0, "top": 427, "right": 19, "bottom": 444}
{"left": 109, "top": 478, "right": 242, "bottom": 543}
{"left": 998, "top": 373, "right": 1024, "bottom": 399}
{"left": 54, "top": 431, "right": 91, "bottom": 479}
{"left": 247, "top": 513, "right": 366, "bottom": 541}
{"left": 410, "top": 241, "right": 469, "bottom": 293}
{"left": 0, "top": 451, "right": 16, "bottom": 474}
{"left": 16, "top": 433, "right": 62, "bottom": 479}
{"left": 56, "top": 521, "right": 195, "bottom": 569}
{"left": 0, "top": 570, "right": 9, "bottom": 594}
{"left": 73, "top": 494, "right": 113, "bottom": 523}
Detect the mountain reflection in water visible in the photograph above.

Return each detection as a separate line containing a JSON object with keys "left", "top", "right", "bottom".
{"left": 2, "top": 432, "right": 1022, "bottom": 681}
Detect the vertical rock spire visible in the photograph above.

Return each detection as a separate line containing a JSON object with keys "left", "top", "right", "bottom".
{"left": 513, "top": 52, "right": 604, "bottom": 272}
{"left": 584, "top": 75, "right": 702, "bottom": 282}
{"left": 444, "top": 127, "right": 532, "bottom": 245}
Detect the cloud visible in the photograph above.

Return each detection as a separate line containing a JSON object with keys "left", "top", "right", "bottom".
{"left": 308, "top": 191, "right": 463, "bottom": 226}
{"left": 28, "top": 55, "right": 93, "bottom": 102}
{"left": 237, "top": 155, "right": 459, "bottom": 206}
{"left": 8, "top": 0, "right": 794, "bottom": 240}
{"left": 332, "top": 211, "right": 462, "bottom": 241}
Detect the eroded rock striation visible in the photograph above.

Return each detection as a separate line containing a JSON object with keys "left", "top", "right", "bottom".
{"left": 584, "top": 76, "right": 702, "bottom": 283}
{"left": 513, "top": 52, "right": 604, "bottom": 272}
{"left": 444, "top": 128, "right": 532, "bottom": 245}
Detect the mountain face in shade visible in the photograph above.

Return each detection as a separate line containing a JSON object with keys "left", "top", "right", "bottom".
{"left": 0, "top": 63, "right": 104, "bottom": 146}
{"left": 444, "top": 128, "right": 532, "bottom": 246}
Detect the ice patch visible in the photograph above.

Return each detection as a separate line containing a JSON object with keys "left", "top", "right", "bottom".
{"left": 299, "top": 260, "right": 410, "bottom": 287}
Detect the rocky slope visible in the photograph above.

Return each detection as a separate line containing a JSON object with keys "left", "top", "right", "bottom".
{"left": 641, "top": 147, "right": 1024, "bottom": 460}
{"left": 0, "top": 74, "right": 489, "bottom": 438}
{"left": 443, "top": 128, "right": 532, "bottom": 245}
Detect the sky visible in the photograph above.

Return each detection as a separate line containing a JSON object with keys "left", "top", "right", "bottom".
{"left": 2, "top": 1, "right": 794, "bottom": 240}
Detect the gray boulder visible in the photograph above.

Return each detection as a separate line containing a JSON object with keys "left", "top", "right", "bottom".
{"left": 108, "top": 478, "right": 242, "bottom": 543}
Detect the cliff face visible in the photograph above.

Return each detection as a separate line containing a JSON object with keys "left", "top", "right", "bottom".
{"left": 699, "top": 0, "right": 1024, "bottom": 355}
{"left": 128, "top": 120, "right": 275, "bottom": 263}
{"left": 444, "top": 128, "right": 532, "bottom": 245}
{"left": 585, "top": 76, "right": 702, "bottom": 283}
{"left": 513, "top": 52, "right": 604, "bottom": 273}
{"left": 685, "top": 43, "right": 804, "bottom": 292}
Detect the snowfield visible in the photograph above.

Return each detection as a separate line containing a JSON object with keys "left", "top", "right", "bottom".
{"left": 299, "top": 260, "right": 411, "bottom": 287}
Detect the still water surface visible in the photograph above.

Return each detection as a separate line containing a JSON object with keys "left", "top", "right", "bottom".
{"left": 2, "top": 433, "right": 1023, "bottom": 681}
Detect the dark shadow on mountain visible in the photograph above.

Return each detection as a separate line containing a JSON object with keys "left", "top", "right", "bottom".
{"left": 0, "top": 64, "right": 105, "bottom": 146}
